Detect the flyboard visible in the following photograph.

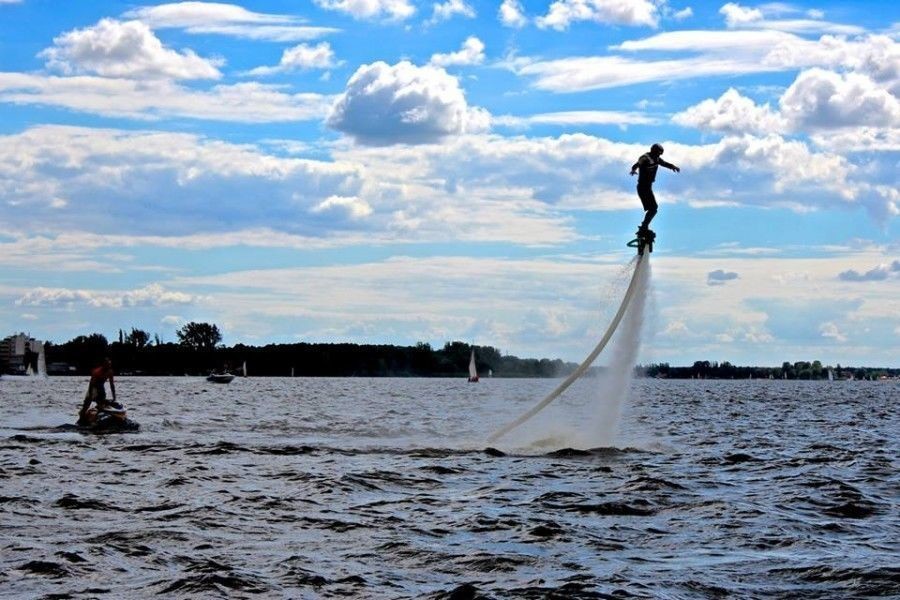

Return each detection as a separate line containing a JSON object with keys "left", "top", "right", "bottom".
{"left": 487, "top": 230, "right": 654, "bottom": 443}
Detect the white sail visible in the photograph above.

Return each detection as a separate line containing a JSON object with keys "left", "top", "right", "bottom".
{"left": 828, "top": 368, "right": 834, "bottom": 381}
{"left": 242, "top": 361, "right": 247, "bottom": 377}
{"left": 468, "top": 349, "right": 478, "bottom": 380}
{"left": 37, "top": 349, "right": 47, "bottom": 377}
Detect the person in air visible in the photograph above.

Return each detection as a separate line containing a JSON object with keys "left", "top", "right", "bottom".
{"left": 630, "top": 143, "right": 680, "bottom": 236}
{"left": 78, "top": 357, "right": 118, "bottom": 425}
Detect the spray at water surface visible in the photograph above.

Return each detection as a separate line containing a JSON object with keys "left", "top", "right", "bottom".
{"left": 489, "top": 254, "right": 651, "bottom": 449}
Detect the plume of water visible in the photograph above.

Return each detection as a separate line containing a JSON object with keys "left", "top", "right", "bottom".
{"left": 579, "top": 255, "right": 650, "bottom": 448}
{"left": 510, "top": 256, "right": 652, "bottom": 451}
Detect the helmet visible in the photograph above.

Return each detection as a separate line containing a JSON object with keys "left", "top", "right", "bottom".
{"left": 650, "top": 143, "right": 664, "bottom": 155}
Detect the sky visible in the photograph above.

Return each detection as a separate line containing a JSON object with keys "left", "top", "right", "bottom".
{"left": 0, "top": 0, "right": 898, "bottom": 367}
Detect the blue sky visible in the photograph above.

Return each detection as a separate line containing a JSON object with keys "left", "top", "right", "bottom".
{"left": 0, "top": 0, "right": 897, "bottom": 366}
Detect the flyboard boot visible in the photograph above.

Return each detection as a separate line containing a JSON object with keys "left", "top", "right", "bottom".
{"left": 627, "top": 225, "right": 656, "bottom": 255}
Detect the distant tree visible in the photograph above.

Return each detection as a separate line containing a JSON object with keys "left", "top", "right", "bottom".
{"left": 177, "top": 322, "right": 222, "bottom": 350}
{"left": 125, "top": 327, "right": 150, "bottom": 349}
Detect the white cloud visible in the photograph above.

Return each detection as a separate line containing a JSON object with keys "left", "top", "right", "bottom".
{"left": 674, "top": 69, "right": 899, "bottom": 142}
{"left": 16, "top": 284, "right": 198, "bottom": 309}
{"left": 720, "top": 2, "right": 864, "bottom": 34}
{"left": 819, "top": 321, "right": 847, "bottom": 342}
{"left": 0, "top": 73, "right": 333, "bottom": 122}
{"left": 536, "top": 0, "right": 660, "bottom": 30}
{"left": 810, "top": 128, "right": 900, "bottom": 152}
{"left": 499, "top": 0, "right": 527, "bottom": 27}
{"left": 494, "top": 110, "right": 659, "bottom": 128}
{"left": 429, "top": 0, "right": 475, "bottom": 23}
{"left": 513, "top": 31, "right": 897, "bottom": 93}
{"left": 125, "top": 2, "right": 338, "bottom": 41}
{"left": 673, "top": 88, "right": 786, "bottom": 134}
{"left": 40, "top": 18, "right": 222, "bottom": 80}
{"left": 780, "top": 68, "right": 900, "bottom": 130}
{"left": 313, "top": 0, "right": 415, "bottom": 21}
{"left": 161, "top": 315, "right": 184, "bottom": 326}
{"left": 719, "top": 2, "right": 761, "bottom": 27}
{"left": 247, "top": 42, "right": 339, "bottom": 76}
{"left": 430, "top": 37, "right": 485, "bottom": 67}
{"left": 311, "top": 195, "right": 373, "bottom": 219}
{"left": 327, "top": 61, "right": 489, "bottom": 145}
{"left": 671, "top": 6, "right": 692, "bottom": 20}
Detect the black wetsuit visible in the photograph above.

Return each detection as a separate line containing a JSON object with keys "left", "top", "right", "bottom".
{"left": 633, "top": 153, "right": 676, "bottom": 230}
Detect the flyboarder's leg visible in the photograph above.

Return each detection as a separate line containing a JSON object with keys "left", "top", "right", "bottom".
{"left": 637, "top": 184, "right": 657, "bottom": 234}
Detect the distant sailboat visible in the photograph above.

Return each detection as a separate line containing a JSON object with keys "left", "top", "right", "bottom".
{"left": 242, "top": 361, "right": 248, "bottom": 377}
{"left": 828, "top": 368, "right": 834, "bottom": 381}
{"left": 467, "top": 349, "right": 479, "bottom": 383}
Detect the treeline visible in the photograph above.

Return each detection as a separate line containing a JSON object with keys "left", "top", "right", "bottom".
{"left": 639, "top": 360, "right": 899, "bottom": 380}
{"left": 41, "top": 325, "right": 577, "bottom": 378}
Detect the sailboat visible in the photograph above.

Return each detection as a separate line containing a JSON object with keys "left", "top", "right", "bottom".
{"left": 828, "top": 368, "right": 834, "bottom": 381}
{"left": 467, "top": 349, "right": 479, "bottom": 383}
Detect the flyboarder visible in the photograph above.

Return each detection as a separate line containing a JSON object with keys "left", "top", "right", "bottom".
{"left": 630, "top": 143, "right": 679, "bottom": 239}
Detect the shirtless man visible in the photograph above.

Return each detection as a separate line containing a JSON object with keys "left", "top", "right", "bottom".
{"left": 79, "top": 358, "right": 117, "bottom": 424}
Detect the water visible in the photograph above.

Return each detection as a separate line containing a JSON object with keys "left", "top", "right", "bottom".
{"left": 1, "top": 376, "right": 898, "bottom": 598}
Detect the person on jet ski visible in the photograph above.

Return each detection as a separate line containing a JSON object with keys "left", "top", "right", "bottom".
{"left": 78, "top": 358, "right": 119, "bottom": 425}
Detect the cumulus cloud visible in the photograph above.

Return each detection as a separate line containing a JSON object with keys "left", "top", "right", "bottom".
{"left": 246, "top": 42, "right": 339, "bottom": 76}
{"left": 311, "top": 195, "right": 373, "bottom": 219}
{"left": 429, "top": 0, "right": 475, "bottom": 24}
{"left": 819, "top": 321, "right": 847, "bottom": 342}
{"left": 838, "top": 261, "right": 900, "bottom": 282}
{"left": 536, "top": 0, "right": 660, "bottom": 30}
{"left": 707, "top": 269, "right": 739, "bottom": 285}
{"left": 499, "top": 0, "right": 527, "bottom": 27}
{"left": 327, "top": 61, "right": 489, "bottom": 145}
{"left": 0, "top": 73, "right": 333, "bottom": 122}
{"left": 673, "top": 88, "right": 786, "bottom": 135}
{"left": 125, "top": 2, "right": 338, "bottom": 41}
{"left": 39, "top": 18, "right": 222, "bottom": 80}
{"left": 313, "top": 0, "right": 415, "bottom": 21}
{"left": 780, "top": 69, "right": 900, "bottom": 130}
{"left": 430, "top": 37, "right": 485, "bottom": 67}
{"left": 671, "top": 6, "right": 692, "bottom": 20}
{"left": 16, "top": 284, "right": 197, "bottom": 308}
{"left": 675, "top": 68, "right": 899, "bottom": 146}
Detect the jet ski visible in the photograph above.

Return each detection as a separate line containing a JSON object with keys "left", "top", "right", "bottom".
{"left": 77, "top": 401, "right": 140, "bottom": 433}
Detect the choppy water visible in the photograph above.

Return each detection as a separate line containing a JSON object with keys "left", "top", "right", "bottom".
{"left": 1, "top": 376, "right": 898, "bottom": 599}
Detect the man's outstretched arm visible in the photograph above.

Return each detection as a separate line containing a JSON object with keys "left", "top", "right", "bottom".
{"left": 659, "top": 158, "right": 680, "bottom": 172}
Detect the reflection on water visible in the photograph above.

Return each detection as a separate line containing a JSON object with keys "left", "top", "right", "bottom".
{"left": 1, "top": 376, "right": 898, "bottom": 598}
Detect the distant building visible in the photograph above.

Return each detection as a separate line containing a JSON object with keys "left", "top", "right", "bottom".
{"left": 0, "top": 333, "right": 45, "bottom": 375}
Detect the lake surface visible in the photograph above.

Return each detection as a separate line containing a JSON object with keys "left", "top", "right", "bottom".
{"left": 1, "top": 376, "right": 897, "bottom": 598}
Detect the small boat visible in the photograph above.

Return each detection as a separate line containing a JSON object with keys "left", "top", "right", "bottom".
{"left": 467, "top": 349, "right": 479, "bottom": 383}
{"left": 206, "top": 372, "right": 235, "bottom": 384}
